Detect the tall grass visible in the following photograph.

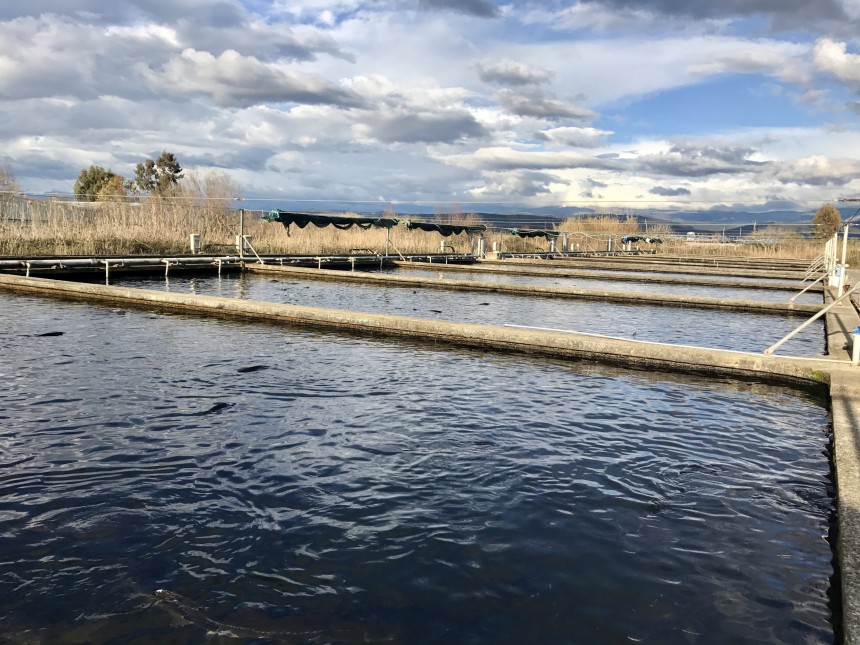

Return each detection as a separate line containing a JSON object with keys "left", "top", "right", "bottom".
{"left": 0, "top": 198, "right": 482, "bottom": 257}
{"left": 2, "top": 202, "right": 853, "bottom": 263}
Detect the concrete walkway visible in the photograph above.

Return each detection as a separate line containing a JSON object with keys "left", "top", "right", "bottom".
{"left": 825, "top": 269, "right": 860, "bottom": 644}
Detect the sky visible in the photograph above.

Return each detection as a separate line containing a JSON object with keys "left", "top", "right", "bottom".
{"left": 5, "top": 0, "right": 860, "bottom": 215}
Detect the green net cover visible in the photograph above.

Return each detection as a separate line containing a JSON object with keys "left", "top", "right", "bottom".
{"left": 266, "top": 210, "right": 399, "bottom": 233}
{"left": 508, "top": 228, "right": 560, "bottom": 239}
{"left": 404, "top": 221, "right": 487, "bottom": 237}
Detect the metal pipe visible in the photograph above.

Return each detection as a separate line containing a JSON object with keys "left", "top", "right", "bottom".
{"left": 853, "top": 327, "right": 860, "bottom": 366}
{"left": 764, "top": 281, "right": 860, "bottom": 355}
{"left": 239, "top": 209, "right": 245, "bottom": 260}
{"left": 790, "top": 273, "right": 827, "bottom": 303}
{"left": 0, "top": 256, "right": 245, "bottom": 269}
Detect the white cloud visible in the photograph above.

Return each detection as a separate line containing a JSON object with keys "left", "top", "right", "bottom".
{"left": 140, "top": 48, "right": 363, "bottom": 108}
{"left": 814, "top": 38, "right": 860, "bottom": 85}
{"left": 536, "top": 126, "right": 614, "bottom": 148}
{"left": 0, "top": 1, "right": 858, "bottom": 210}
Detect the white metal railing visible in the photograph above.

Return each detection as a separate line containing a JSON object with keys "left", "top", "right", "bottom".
{"left": 803, "top": 254, "right": 827, "bottom": 282}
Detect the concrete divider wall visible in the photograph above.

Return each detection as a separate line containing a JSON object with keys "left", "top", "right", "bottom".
{"left": 247, "top": 264, "right": 819, "bottom": 317}
{"left": 485, "top": 258, "right": 809, "bottom": 280}
{"left": 394, "top": 260, "right": 821, "bottom": 293}
{"left": 0, "top": 273, "right": 841, "bottom": 388}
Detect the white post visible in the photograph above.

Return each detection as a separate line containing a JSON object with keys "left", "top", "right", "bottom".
{"left": 239, "top": 209, "right": 245, "bottom": 260}
{"left": 827, "top": 234, "right": 839, "bottom": 287}
{"left": 842, "top": 224, "right": 850, "bottom": 265}
{"left": 853, "top": 327, "right": 860, "bottom": 366}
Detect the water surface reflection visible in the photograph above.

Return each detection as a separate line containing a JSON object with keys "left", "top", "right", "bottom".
{"left": 0, "top": 294, "right": 835, "bottom": 643}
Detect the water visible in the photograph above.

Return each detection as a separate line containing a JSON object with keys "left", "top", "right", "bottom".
{"left": 382, "top": 266, "right": 822, "bottom": 304}
{"left": 114, "top": 274, "right": 825, "bottom": 356}
{"left": 0, "top": 294, "right": 836, "bottom": 642}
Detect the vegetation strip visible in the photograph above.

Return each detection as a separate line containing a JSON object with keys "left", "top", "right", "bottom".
{"left": 247, "top": 264, "right": 819, "bottom": 316}
{"left": 0, "top": 273, "right": 845, "bottom": 389}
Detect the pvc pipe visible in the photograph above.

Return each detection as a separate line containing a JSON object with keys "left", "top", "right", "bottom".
{"left": 854, "top": 327, "right": 860, "bottom": 366}
{"left": 764, "top": 281, "right": 860, "bottom": 355}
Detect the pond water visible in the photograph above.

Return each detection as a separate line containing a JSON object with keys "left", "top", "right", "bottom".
{"left": 382, "top": 266, "right": 822, "bottom": 304}
{"left": 0, "top": 294, "right": 836, "bottom": 643}
{"left": 113, "top": 274, "right": 825, "bottom": 356}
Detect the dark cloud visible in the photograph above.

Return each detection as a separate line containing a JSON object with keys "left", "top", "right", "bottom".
{"left": 636, "top": 143, "right": 765, "bottom": 177}
{"left": 476, "top": 60, "right": 550, "bottom": 86}
{"left": 366, "top": 111, "right": 487, "bottom": 143}
{"left": 143, "top": 49, "right": 366, "bottom": 109}
{"left": 182, "top": 147, "right": 276, "bottom": 172}
{"left": 497, "top": 90, "right": 595, "bottom": 120}
{"left": 650, "top": 185, "right": 691, "bottom": 196}
{"left": 0, "top": 0, "right": 246, "bottom": 27}
{"left": 771, "top": 158, "right": 860, "bottom": 186}
{"left": 479, "top": 170, "right": 559, "bottom": 196}
{"left": 174, "top": 22, "right": 355, "bottom": 64}
{"left": 11, "top": 153, "right": 82, "bottom": 181}
{"left": 417, "top": 0, "right": 500, "bottom": 18}
{"left": 568, "top": 0, "right": 848, "bottom": 30}
{"left": 534, "top": 126, "right": 611, "bottom": 147}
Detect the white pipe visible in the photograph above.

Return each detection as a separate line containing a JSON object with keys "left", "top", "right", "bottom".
{"left": 790, "top": 273, "right": 827, "bottom": 303}
{"left": 764, "top": 281, "right": 860, "bottom": 355}
{"left": 854, "top": 327, "right": 860, "bottom": 366}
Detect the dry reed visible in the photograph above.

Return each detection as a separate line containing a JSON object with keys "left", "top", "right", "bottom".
{"left": 1, "top": 201, "right": 853, "bottom": 264}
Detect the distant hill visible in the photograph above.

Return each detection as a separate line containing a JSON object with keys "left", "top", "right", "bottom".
{"left": 242, "top": 198, "right": 858, "bottom": 232}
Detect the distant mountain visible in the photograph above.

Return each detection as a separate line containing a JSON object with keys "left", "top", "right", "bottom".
{"left": 240, "top": 197, "right": 857, "bottom": 228}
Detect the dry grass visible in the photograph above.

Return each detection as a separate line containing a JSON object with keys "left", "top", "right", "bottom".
{"left": 0, "top": 198, "right": 482, "bottom": 257}
{"left": 2, "top": 202, "right": 854, "bottom": 264}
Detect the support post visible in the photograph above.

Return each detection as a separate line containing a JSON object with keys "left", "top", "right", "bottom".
{"left": 239, "top": 209, "right": 245, "bottom": 260}
{"left": 854, "top": 327, "right": 860, "bottom": 366}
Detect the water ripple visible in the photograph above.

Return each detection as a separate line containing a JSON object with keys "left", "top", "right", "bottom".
{"left": 0, "top": 293, "right": 835, "bottom": 643}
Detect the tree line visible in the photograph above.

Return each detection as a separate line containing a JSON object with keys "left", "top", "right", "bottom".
{"left": 73, "top": 152, "right": 184, "bottom": 201}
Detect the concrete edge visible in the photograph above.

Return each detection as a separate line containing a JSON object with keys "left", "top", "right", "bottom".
{"left": 481, "top": 258, "right": 809, "bottom": 281}
{"left": 247, "top": 264, "right": 819, "bottom": 317}
{"left": 392, "top": 260, "right": 820, "bottom": 293}
{"left": 824, "top": 275, "right": 860, "bottom": 645}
